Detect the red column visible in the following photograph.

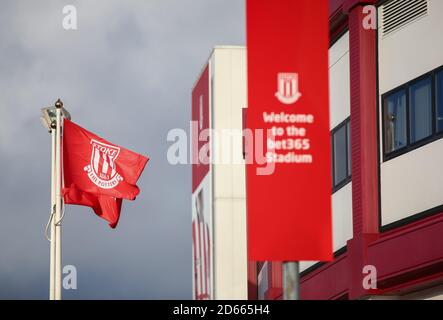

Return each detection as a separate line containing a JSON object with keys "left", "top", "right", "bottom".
{"left": 347, "top": 0, "right": 378, "bottom": 236}
{"left": 344, "top": 0, "right": 380, "bottom": 299}
{"left": 265, "top": 262, "right": 283, "bottom": 300}
{"left": 247, "top": 261, "right": 258, "bottom": 300}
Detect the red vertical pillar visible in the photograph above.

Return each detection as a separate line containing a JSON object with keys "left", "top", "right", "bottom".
{"left": 248, "top": 261, "right": 258, "bottom": 300}
{"left": 348, "top": 1, "right": 378, "bottom": 236}
{"left": 345, "top": 0, "right": 380, "bottom": 299}
{"left": 265, "top": 262, "right": 283, "bottom": 300}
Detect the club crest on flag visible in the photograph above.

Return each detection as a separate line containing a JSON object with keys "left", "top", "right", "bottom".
{"left": 84, "top": 139, "right": 123, "bottom": 189}
{"left": 275, "top": 73, "right": 302, "bottom": 105}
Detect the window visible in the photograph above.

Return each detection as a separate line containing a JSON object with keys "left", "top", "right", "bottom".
{"left": 347, "top": 121, "right": 351, "bottom": 177}
{"left": 334, "top": 125, "right": 347, "bottom": 185}
{"left": 332, "top": 118, "right": 351, "bottom": 191}
{"left": 384, "top": 89, "right": 407, "bottom": 153}
{"left": 410, "top": 77, "right": 432, "bottom": 143}
{"left": 383, "top": 67, "right": 443, "bottom": 160}
{"left": 437, "top": 71, "right": 443, "bottom": 133}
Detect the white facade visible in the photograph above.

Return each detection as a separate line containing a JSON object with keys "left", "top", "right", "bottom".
{"left": 301, "top": 31, "right": 353, "bottom": 272}
{"left": 210, "top": 46, "right": 248, "bottom": 299}
{"left": 378, "top": 0, "right": 443, "bottom": 226}
{"left": 329, "top": 32, "right": 353, "bottom": 253}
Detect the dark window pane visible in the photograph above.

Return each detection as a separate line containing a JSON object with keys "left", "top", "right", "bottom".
{"left": 333, "top": 125, "right": 347, "bottom": 186}
{"left": 410, "top": 77, "right": 432, "bottom": 143}
{"left": 437, "top": 71, "right": 443, "bottom": 133}
{"left": 347, "top": 121, "right": 351, "bottom": 177}
{"left": 384, "top": 90, "right": 407, "bottom": 153}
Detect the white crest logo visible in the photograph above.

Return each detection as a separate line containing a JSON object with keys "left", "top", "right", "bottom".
{"left": 84, "top": 139, "right": 123, "bottom": 189}
{"left": 275, "top": 73, "right": 302, "bottom": 105}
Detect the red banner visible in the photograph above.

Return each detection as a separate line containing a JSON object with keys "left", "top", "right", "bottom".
{"left": 246, "top": 0, "right": 332, "bottom": 261}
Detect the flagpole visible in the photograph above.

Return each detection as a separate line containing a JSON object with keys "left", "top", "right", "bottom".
{"left": 49, "top": 122, "right": 56, "bottom": 300}
{"left": 54, "top": 99, "right": 63, "bottom": 300}
{"left": 283, "top": 261, "right": 300, "bottom": 300}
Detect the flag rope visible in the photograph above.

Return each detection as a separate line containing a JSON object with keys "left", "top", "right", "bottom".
{"left": 44, "top": 205, "right": 55, "bottom": 242}
{"left": 55, "top": 200, "right": 66, "bottom": 226}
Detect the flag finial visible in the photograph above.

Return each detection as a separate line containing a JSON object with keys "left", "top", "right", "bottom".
{"left": 55, "top": 99, "right": 63, "bottom": 109}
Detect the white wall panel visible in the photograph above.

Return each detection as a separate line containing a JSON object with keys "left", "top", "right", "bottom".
{"left": 378, "top": 0, "right": 443, "bottom": 225}
{"left": 329, "top": 32, "right": 350, "bottom": 129}
{"left": 211, "top": 47, "right": 248, "bottom": 299}
{"left": 301, "top": 34, "right": 352, "bottom": 271}
{"left": 378, "top": 0, "right": 443, "bottom": 94}
{"left": 381, "top": 139, "right": 443, "bottom": 225}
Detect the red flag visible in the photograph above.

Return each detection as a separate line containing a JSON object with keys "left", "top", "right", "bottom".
{"left": 62, "top": 119, "right": 149, "bottom": 228}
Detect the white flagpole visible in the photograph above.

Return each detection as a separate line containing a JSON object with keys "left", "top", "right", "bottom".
{"left": 49, "top": 125, "right": 56, "bottom": 300}
{"left": 54, "top": 99, "right": 63, "bottom": 300}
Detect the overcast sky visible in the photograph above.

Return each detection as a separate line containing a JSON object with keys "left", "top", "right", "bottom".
{"left": 0, "top": 0, "right": 244, "bottom": 299}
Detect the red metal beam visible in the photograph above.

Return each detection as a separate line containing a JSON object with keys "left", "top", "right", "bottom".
{"left": 300, "top": 213, "right": 443, "bottom": 299}
{"left": 301, "top": 254, "right": 350, "bottom": 300}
